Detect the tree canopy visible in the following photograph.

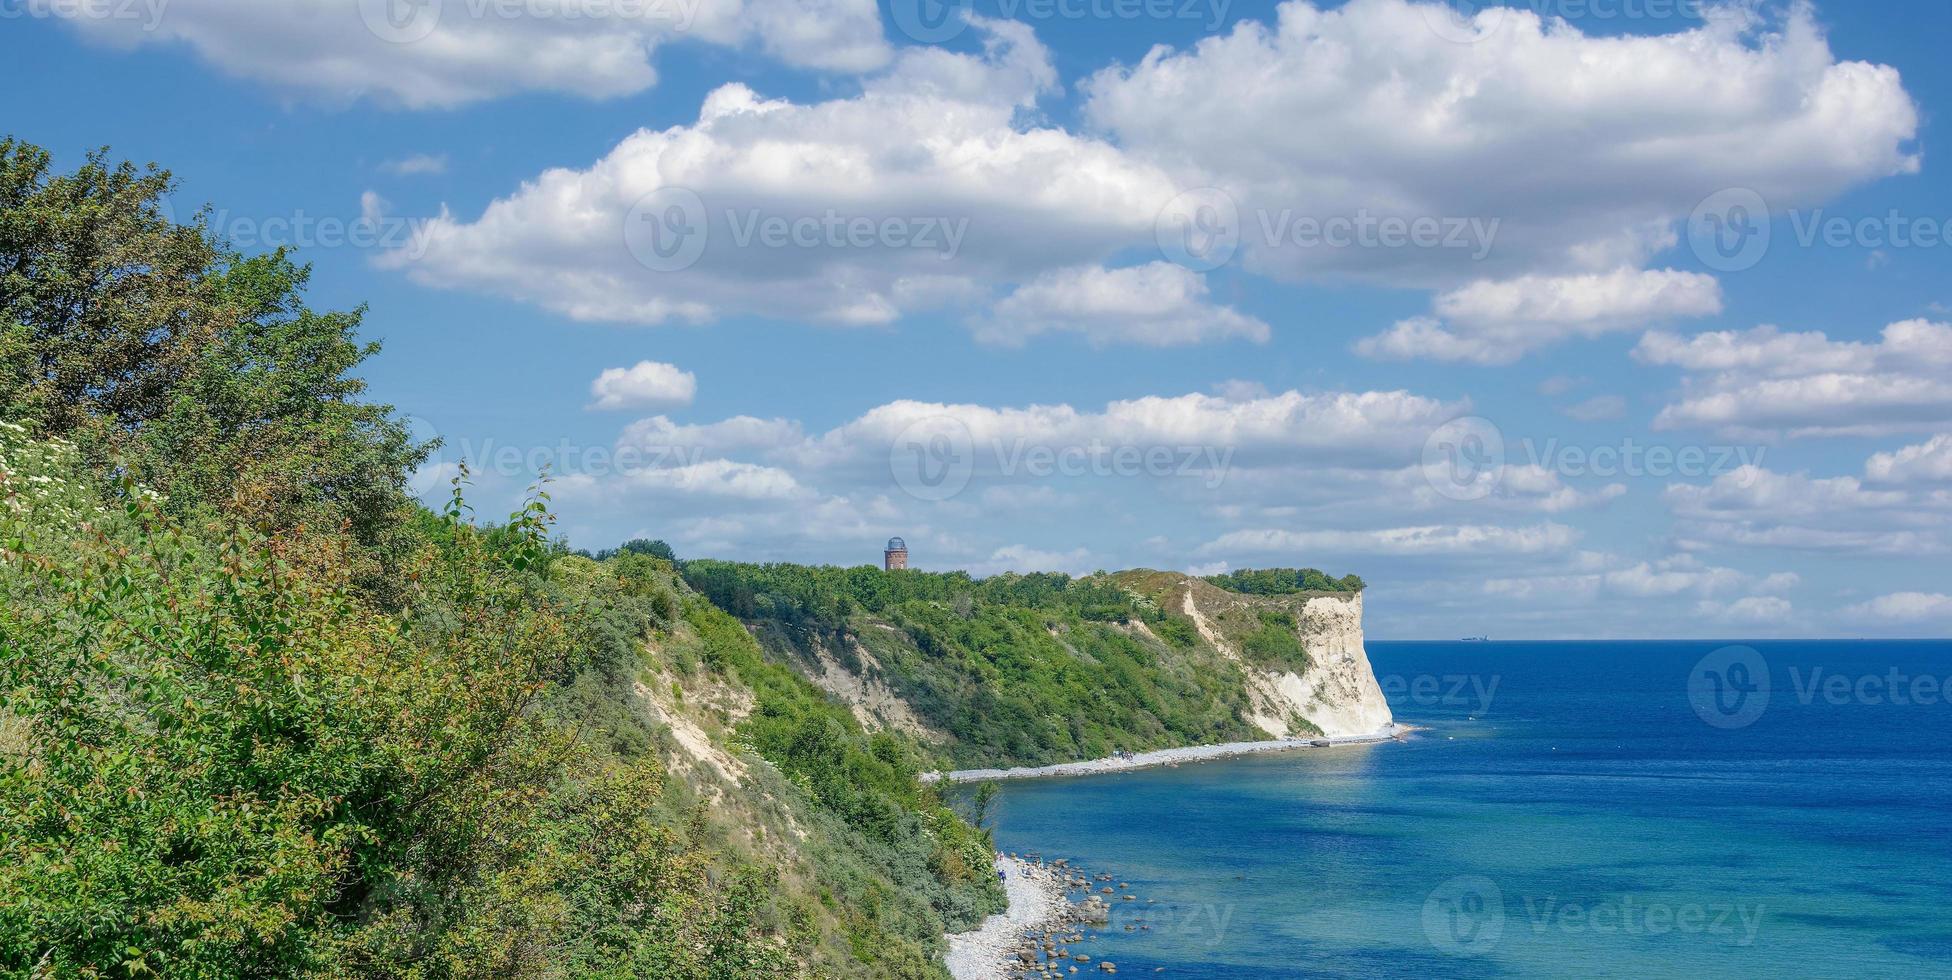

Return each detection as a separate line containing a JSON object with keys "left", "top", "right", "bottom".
{"left": 0, "top": 137, "right": 429, "bottom": 570}
{"left": 1204, "top": 567, "right": 1366, "bottom": 595}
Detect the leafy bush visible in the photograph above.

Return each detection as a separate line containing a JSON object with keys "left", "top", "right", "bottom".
{"left": 1241, "top": 610, "right": 1312, "bottom": 674}
{"left": 0, "top": 429, "right": 800, "bottom": 978}
{"left": 1152, "top": 616, "right": 1199, "bottom": 648}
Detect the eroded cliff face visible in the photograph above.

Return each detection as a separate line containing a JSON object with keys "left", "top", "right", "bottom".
{"left": 714, "top": 566, "right": 1394, "bottom": 769}
{"left": 1169, "top": 577, "right": 1394, "bottom": 739}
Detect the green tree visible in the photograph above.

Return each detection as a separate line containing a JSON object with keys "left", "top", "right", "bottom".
{"left": 596, "top": 538, "right": 675, "bottom": 562}
{"left": 0, "top": 138, "right": 428, "bottom": 560}
{"left": 971, "top": 782, "right": 1000, "bottom": 830}
{"left": 0, "top": 139, "right": 213, "bottom": 434}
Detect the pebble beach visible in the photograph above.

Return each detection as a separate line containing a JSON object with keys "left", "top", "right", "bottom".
{"left": 925, "top": 726, "right": 1410, "bottom": 785}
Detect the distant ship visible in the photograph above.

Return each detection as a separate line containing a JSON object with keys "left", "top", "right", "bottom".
{"left": 1460, "top": 635, "right": 1489, "bottom": 642}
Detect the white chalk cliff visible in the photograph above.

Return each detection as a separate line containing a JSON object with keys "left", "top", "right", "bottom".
{"left": 1174, "top": 578, "right": 1394, "bottom": 739}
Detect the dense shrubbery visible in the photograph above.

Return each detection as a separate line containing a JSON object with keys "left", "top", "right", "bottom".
{"left": 0, "top": 139, "right": 994, "bottom": 978}
{"left": 0, "top": 431, "right": 801, "bottom": 977}
{"left": 1204, "top": 567, "right": 1365, "bottom": 595}
{"left": 1241, "top": 610, "right": 1312, "bottom": 674}
{"left": 683, "top": 563, "right": 1267, "bottom": 767}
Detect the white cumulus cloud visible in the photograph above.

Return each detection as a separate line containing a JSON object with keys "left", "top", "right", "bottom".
{"left": 1845, "top": 592, "right": 1952, "bottom": 623}
{"left": 378, "top": 0, "right": 1918, "bottom": 344}
{"left": 973, "top": 262, "right": 1270, "bottom": 347}
{"left": 32, "top": 0, "right": 891, "bottom": 108}
{"left": 1865, "top": 434, "right": 1952, "bottom": 486}
{"left": 1202, "top": 522, "right": 1582, "bottom": 557}
{"left": 1664, "top": 460, "right": 1951, "bottom": 556}
{"left": 1696, "top": 596, "right": 1795, "bottom": 623}
{"left": 588, "top": 360, "right": 698, "bottom": 410}
{"left": 1359, "top": 268, "right": 1723, "bottom": 363}
{"left": 1084, "top": 0, "right": 1918, "bottom": 285}
{"left": 1637, "top": 320, "right": 1952, "bottom": 437}
{"left": 386, "top": 21, "right": 1180, "bottom": 328}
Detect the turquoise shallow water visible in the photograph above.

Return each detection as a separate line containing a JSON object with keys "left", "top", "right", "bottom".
{"left": 978, "top": 640, "right": 1952, "bottom": 978}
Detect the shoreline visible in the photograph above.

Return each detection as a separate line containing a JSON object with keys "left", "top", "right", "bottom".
{"left": 923, "top": 725, "right": 1413, "bottom": 784}
{"left": 943, "top": 856, "right": 1078, "bottom": 980}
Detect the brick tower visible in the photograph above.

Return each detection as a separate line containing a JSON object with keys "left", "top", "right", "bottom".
{"left": 883, "top": 537, "right": 908, "bottom": 570}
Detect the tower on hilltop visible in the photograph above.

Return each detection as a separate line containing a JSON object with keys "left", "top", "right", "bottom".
{"left": 884, "top": 537, "right": 908, "bottom": 571}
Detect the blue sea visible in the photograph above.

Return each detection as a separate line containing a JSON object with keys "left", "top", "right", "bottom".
{"left": 979, "top": 640, "right": 1952, "bottom": 978}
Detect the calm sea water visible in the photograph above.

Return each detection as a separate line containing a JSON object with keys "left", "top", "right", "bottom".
{"left": 980, "top": 640, "right": 1952, "bottom": 978}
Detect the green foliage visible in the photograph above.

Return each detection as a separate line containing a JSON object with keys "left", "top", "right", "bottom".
{"left": 1152, "top": 616, "right": 1199, "bottom": 648}
{"left": 595, "top": 538, "right": 675, "bottom": 562}
{"left": 1241, "top": 610, "right": 1311, "bottom": 674}
{"left": 0, "top": 428, "right": 803, "bottom": 978}
{"left": 970, "top": 783, "right": 1000, "bottom": 830}
{"left": 0, "top": 139, "right": 1001, "bottom": 980}
{"left": 0, "top": 139, "right": 212, "bottom": 434}
{"left": 0, "top": 138, "right": 429, "bottom": 577}
{"left": 1204, "top": 567, "right": 1365, "bottom": 596}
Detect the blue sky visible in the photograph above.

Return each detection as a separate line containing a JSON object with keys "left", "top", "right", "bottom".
{"left": 5, "top": 0, "right": 1949, "bottom": 638}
